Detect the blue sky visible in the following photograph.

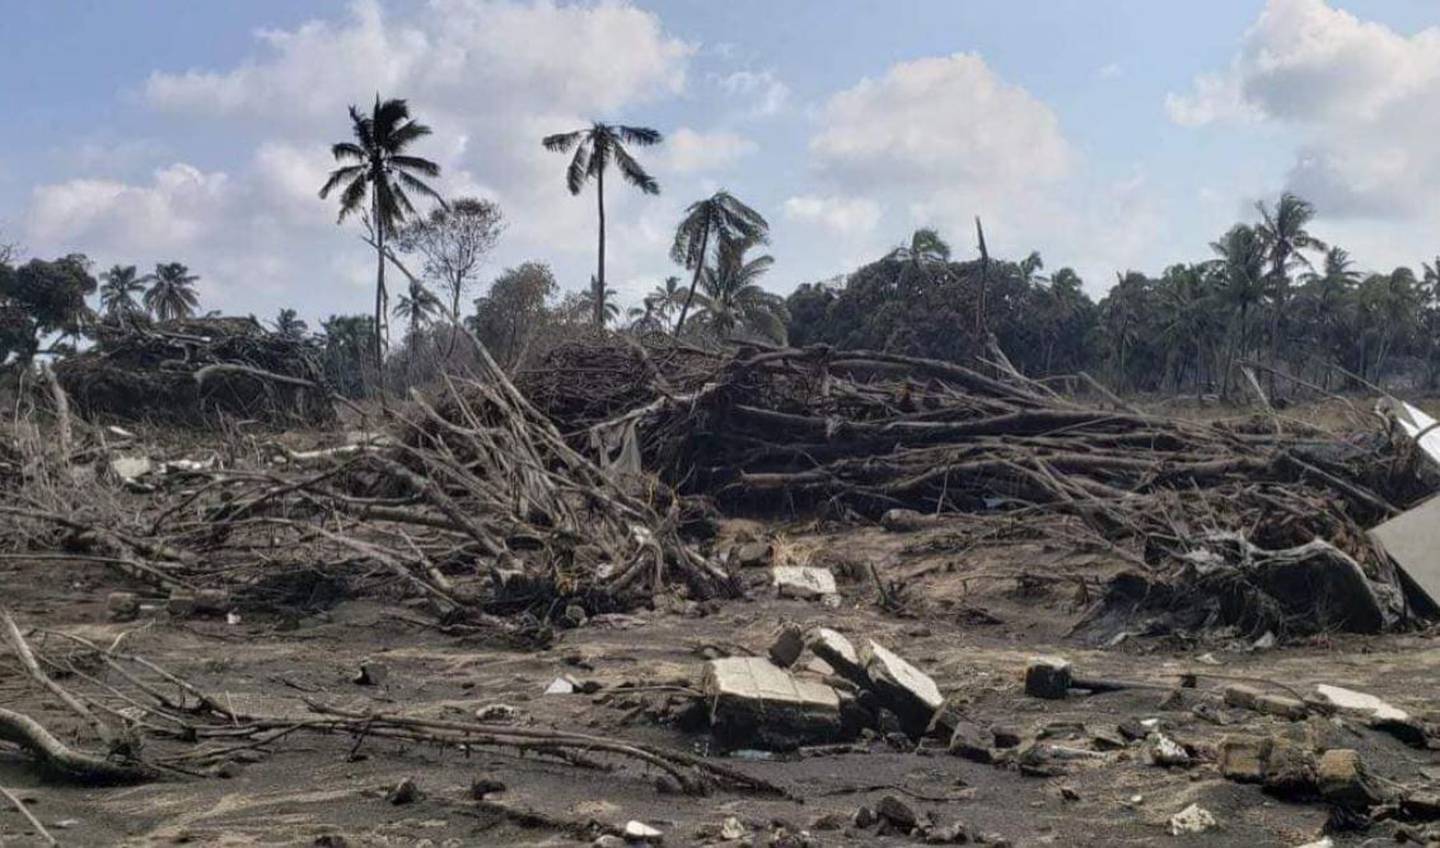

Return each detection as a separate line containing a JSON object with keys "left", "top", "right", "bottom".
{"left": 4, "top": 0, "right": 1440, "bottom": 324}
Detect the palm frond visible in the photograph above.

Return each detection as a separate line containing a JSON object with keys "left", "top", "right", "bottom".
{"left": 319, "top": 165, "right": 365, "bottom": 199}
{"left": 330, "top": 142, "right": 366, "bottom": 163}
{"left": 566, "top": 139, "right": 592, "bottom": 194}
{"left": 387, "top": 120, "right": 432, "bottom": 151}
{"left": 389, "top": 154, "right": 441, "bottom": 178}
{"left": 542, "top": 131, "right": 583, "bottom": 153}
{"left": 617, "top": 125, "right": 662, "bottom": 146}
{"left": 613, "top": 142, "right": 658, "bottom": 194}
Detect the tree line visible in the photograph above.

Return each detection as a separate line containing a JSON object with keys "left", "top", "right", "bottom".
{"left": 5, "top": 91, "right": 1439, "bottom": 404}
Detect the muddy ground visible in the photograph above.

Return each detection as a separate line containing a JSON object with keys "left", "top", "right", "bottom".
{"left": 2, "top": 502, "right": 1436, "bottom": 848}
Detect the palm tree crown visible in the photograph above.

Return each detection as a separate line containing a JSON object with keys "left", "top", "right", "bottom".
{"left": 99, "top": 264, "right": 148, "bottom": 318}
{"left": 689, "top": 237, "right": 787, "bottom": 343}
{"left": 143, "top": 262, "right": 200, "bottom": 322}
{"left": 542, "top": 122, "right": 662, "bottom": 327}
{"left": 320, "top": 95, "right": 443, "bottom": 387}
{"left": 671, "top": 190, "right": 769, "bottom": 333}
{"left": 272, "top": 308, "right": 308, "bottom": 339}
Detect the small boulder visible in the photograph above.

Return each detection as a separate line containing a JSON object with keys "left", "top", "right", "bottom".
{"left": 622, "top": 820, "right": 663, "bottom": 843}
{"left": 1168, "top": 804, "right": 1217, "bottom": 836}
{"left": 875, "top": 795, "right": 918, "bottom": 831}
{"left": 386, "top": 777, "right": 422, "bottom": 805}
{"left": 1316, "top": 749, "right": 1385, "bottom": 810}
{"left": 1024, "top": 657, "right": 1071, "bottom": 700}
{"left": 769, "top": 623, "right": 806, "bottom": 668}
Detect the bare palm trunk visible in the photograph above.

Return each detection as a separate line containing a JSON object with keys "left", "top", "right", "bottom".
{"left": 595, "top": 167, "right": 606, "bottom": 328}
{"left": 372, "top": 191, "right": 387, "bottom": 402}
{"left": 674, "top": 225, "right": 710, "bottom": 335}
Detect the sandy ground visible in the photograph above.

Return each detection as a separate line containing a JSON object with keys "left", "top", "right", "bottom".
{"left": 2, "top": 508, "right": 1437, "bottom": 848}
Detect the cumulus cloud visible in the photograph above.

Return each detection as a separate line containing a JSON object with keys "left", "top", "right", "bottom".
{"left": 782, "top": 194, "right": 881, "bottom": 237}
{"left": 1167, "top": 0, "right": 1440, "bottom": 219}
{"left": 22, "top": 0, "right": 704, "bottom": 318}
{"left": 810, "top": 53, "right": 1070, "bottom": 193}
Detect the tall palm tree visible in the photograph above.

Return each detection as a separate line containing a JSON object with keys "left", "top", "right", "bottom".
{"left": 1255, "top": 192, "right": 1325, "bottom": 376}
{"left": 99, "top": 264, "right": 147, "bottom": 318}
{"left": 143, "top": 262, "right": 200, "bottom": 321}
{"left": 1211, "top": 224, "right": 1268, "bottom": 395}
{"left": 543, "top": 123, "right": 662, "bottom": 328}
{"left": 671, "top": 191, "right": 768, "bottom": 333}
{"left": 272, "top": 307, "right": 308, "bottom": 339}
{"left": 689, "top": 237, "right": 787, "bottom": 343}
{"left": 321, "top": 95, "right": 443, "bottom": 380}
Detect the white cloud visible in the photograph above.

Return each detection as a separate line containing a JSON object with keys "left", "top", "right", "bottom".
{"left": 1167, "top": 0, "right": 1440, "bottom": 219}
{"left": 1096, "top": 62, "right": 1123, "bottom": 80}
{"left": 22, "top": 0, "right": 702, "bottom": 320}
{"left": 713, "top": 69, "right": 790, "bottom": 117}
{"left": 663, "top": 127, "right": 756, "bottom": 173}
{"left": 810, "top": 53, "right": 1070, "bottom": 193}
{"left": 782, "top": 194, "right": 881, "bottom": 237}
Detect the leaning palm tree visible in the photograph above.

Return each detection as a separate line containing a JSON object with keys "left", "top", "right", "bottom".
{"left": 671, "top": 191, "right": 767, "bottom": 333}
{"left": 99, "top": 264, "right": 148, "bottom": 318}
{"left": 321, "top": 95, "right": 443, "bottom": 381}
{"left": 543, "top": 122, "right": 663, "bottom": 327}
{"left": 689, "top": 237, "right": 787, "bottom": 343}
{"left": 143, "top": 262, "right": 200, "bottom": 321}
{"left": 271, "top": 307, "right": 308, "bottom": 339}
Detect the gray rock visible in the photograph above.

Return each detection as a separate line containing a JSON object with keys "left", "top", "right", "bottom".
{"left": 386, "top": 777, "right": 422, "bottom": 805}
{"left": 769, "top": 622, "right": 805, "bottom": 668}
{"left": 1024, "top": 656, "right": 1071, "bottom": 700}
{"left": 861, "top": 640, "right": 943, "bottom": 735}
{"left": 875, "top": 794, "right": 918, "bottom": 831}
{"left": 772, "top": 566, "right": 837, "bottom": 599}
{"left": 702, "top": 657, "right": 842, "bottom": 750}
{"left": 1317, "top": 749, "right": 1386, "bottom": 810}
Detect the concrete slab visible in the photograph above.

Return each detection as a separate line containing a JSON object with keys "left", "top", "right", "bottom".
{"left": 771, "top": 566, "right": 837, "bottom": 599}
{"left": 1314, "top": 684, "right": 1409, "bottom": 722}
{"left": 702, "top": 657, "right": 841, "bottom": 750}
{"left": 861, "top": 640, "right": 943, "bottom": 734}
{"left": 1370, "top": 495, "right": 1440, "bottom": 613}
{"left": 806, "top": 627, "right": 865, "bottom": 683}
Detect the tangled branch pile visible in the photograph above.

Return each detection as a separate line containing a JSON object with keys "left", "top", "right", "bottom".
{"left": 54, "top": 317, "right": 334, "bottom": 427}
{"left": 575, "top": 342, "right": 1436, "bottom": 639}
{"left": 2, "top": 329, "right": 733, "bottom": 641}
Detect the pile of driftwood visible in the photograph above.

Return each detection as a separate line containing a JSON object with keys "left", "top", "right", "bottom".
{"left": 54, "top": 317, "right": 334, "bottom": 427}
{"left": 564, "top": 341, "right": 1435, "bottom": 639}
{"left": 514, "top": 331, "right": 721, "bottom": 432}
{"left": 3, "top": 328, "right": 734, "bottom": 643}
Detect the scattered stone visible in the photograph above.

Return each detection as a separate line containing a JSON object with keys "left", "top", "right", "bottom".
{"left": 875, "top": 795, "right": 918, "bottom": 831}
{"left": 1168, "top": 804, "right": 1217, "bottom": 836}
{"left": 469, "top": 778, "right": 506, "bottom": 799}
{"left": 1089, "top": 729, "right": 1127, "bottom": 751}
{"left": 107, "top": 591, "right": 140, "bottom": 621}
{"left": 1117, "top": 719, "right": 1150, "bottom": 742}
{"left": 949, "top": 721, "right": 994, "bottom": 763}
{"left": 861, "top": 640, "right": 944, "bottom": 735}
{"left": 622, "top": 820, "right": 663, "bottom": 843}
{"left": 474, "top": 703, "right": 518, "bottom": 722}
{"left": 1252, "top": 631, "right": 1277, "bottom": 650}
{"left": 992, "top": 725, "right": 1023, "bottom": 749}
{"left": 1024, "top": 656, "right": 1072, "bottom": 700}
{"left": 563, "top": 604, "right": 588, "bottom": 628}
{"left": 386, "top": 777, "right": 422, "bottom": 805}
{"left": 732, "top": 540, "right": 772, "bottom": 567}
{"left": 592, "top": 836, "right": 625, "bottom": 848}
{"left": 702, "top": 657, "right": 842, "bottom": 750}
{"left": 353, "top": 662, "right": 388, "bottom": 687}
{"left": 1317, "top": 749, "right": 1385, "bottom": 810}
{"left": 109, "top": 454, "right": 153, "bottom": 483}
{"left": 544, "top": 675, "right": 577, "bottom": 695}
{"left": 1147, "top": 733, "right": 1192, "bottom": 768}
{"left": 1218, "top": 735, "right": 1270, "bottom": 783}
{"left": 772, "top": 566, "right": 838, "bottom": 599}
{"left": 720, "top": 817, "right": 747, "bottom": 840}
{"left": 1060, "top": 786, "right": 1080, "bottom": 802}
{"left": 769, "top": 623, "right": 806, "bottom": 668}
{"left": 1222, "top": 684, "right": 1261, "bottom": 710}
{"left": 854, "top": 806, "right": 877, "bottom": 828}
{"left": 924, "top": 820, "right": 969, "bottom": 843}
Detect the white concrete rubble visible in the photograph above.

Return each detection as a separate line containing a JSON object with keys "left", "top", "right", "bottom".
{"left": 772, "top": 565, "right": 837, "bottom": 599}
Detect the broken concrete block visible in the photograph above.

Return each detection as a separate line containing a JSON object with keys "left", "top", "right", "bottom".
{"left": 702, "top": 657, "right": 841, "bottom": 750}
{"left": 1263, "top": 738, "right": 1317, "bottom": 800}
{"left": 1314, "top": 684, "right": 1409, "bottom": 722}
{"left": 621, "top": 820, "right": 663, "bottom": 843}
{"left": 1254, "top": 693, "right": 1309, "bottom": 721}
{"left": 1316, "top": 749, "right": 1385, "bottom": 810}
{"left": 108, "top": 454, "right": 153, "bottom": 483}
{"left": 949, "top": 721, "right": 994, "bottom": 763}
{"left": 1218, "top": 735, "right": 1271, "bottom": 783}
{"left": 861, "top": 640, "right": 943, "bottom": 735}
{"left": 772, "top": 566, "right": 837, "bottom": 599}
{"left": 1024, "top": 656, "right": 1071, "bottom": 700}
{"left": 1168, "top": 804, "right": 1217, "bottom": 836}
{"left": 1223, "top": 683, "right": 1261, "bottom": 710}
{"left": 805, "top": 627, "right": 865, "bottom": 683}
{"left": 544, "top": 675, "right": 577, "bottom": 695}
{"left": 769, "top": 623, "right": 805, "bottom": 668}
